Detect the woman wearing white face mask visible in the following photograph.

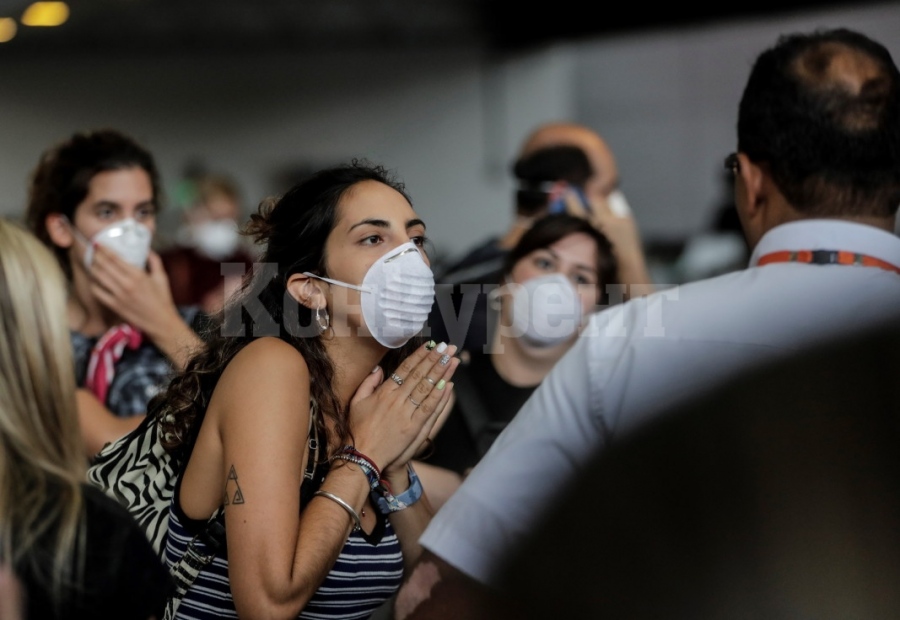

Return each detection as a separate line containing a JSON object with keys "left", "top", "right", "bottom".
{"left": 160, "top": 173, "right": 256, "bottom": 314}
{"left": 422, "top": 213, "right": 617, "bottom": 478}
{"left": 25, "top": 128, "right": 205, "bottom": 459}
{"left": 146, "top": 160, "right": 459, "bottom": 618}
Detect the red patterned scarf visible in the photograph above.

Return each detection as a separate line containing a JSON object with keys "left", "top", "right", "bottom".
{"left": 84, "top": 324, "right": 143, "bottom": 404}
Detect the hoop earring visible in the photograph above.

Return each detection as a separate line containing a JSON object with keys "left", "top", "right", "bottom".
{"left": 487, "top": 286, "right": 503, "bottom": 312}
{"left": 315, "top": 304, "right": 330, "bottom": 334}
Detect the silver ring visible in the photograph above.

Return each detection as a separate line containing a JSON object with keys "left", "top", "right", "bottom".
{"left": 390, "top": 373, "right": 403, "bottom": 386}
{"left": 424, "top": 377, "right": 436, "bottom": 385}
{"left": 409, "top": 395, "right": 422, "bottom": 408}
{"left": 439, "top": 354, "right": 451, "bottom": 366}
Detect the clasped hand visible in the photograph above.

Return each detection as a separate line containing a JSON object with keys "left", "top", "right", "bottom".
{"left": 347, "top": 342, "right": 459, "bottom": 478}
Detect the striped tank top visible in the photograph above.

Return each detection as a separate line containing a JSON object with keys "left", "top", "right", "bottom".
{"left": 164, "top": 495, "right": 404, "bottom": 619}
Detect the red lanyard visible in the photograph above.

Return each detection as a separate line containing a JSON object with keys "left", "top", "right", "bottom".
{"left": 758, "top": 250, "right": 900, "bottom": 275}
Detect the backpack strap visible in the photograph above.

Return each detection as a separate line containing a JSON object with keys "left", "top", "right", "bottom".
{"left": 304, "top": 398, "right": 321, "bottom": 482}
{"left": 163, "top": 507, "right": 225, "bottom": 620}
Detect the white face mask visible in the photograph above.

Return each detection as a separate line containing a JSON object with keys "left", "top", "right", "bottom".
{"left": 67, "top": 217, "right": 152, "bottom": 269}
{"left": 509, "top": 273, "right": 583, "bottom": 348}
{"left": 191, "top": 220, "right": 240, "bottom": 260}
{"left": 304, "top": 241, "right": 435, "bottom": 348}
{"left": 606, "top": 189, "right": 632, "bottom": 218}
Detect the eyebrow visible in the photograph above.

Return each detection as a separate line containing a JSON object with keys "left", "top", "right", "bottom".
{"left": 90, "top": 199, "right": 157, "bottom": 210}
{"left": 539, "top": 247, "right": 596, "bottom": 274}
{"left": 348, "top": 217, "right": 427, "bottom": 232}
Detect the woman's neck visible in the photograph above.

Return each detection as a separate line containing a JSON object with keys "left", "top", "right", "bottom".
{"left": 489, "top": 326, "right": 574, "bottom": 388}
{"left": 323, "top": 335, "right": 387, "bottom": 407}
{"left": 68, "top": 267, "right": 118, "bottom": 336}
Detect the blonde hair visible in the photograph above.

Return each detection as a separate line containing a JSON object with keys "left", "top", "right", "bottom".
{"left": 0, "top": 218, "right": 86, "bottom": 607}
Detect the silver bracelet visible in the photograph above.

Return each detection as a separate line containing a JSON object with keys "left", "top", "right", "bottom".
{"left": 313, "top": 490, "right": 361, "bottom": 531}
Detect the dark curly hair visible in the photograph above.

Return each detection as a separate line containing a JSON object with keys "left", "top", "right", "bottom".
{"left": 152, "top": 159, "right": 425, "bottom": 460}
{"left": 24, "top": 128, "right": 162, "bottom": 279}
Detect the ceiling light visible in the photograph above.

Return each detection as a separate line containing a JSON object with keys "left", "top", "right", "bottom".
{"left": 21, "top": 2, "right": 69, "bottom": 27}
{"left": 0, "top": 17, "right": 16, "bottom": 42}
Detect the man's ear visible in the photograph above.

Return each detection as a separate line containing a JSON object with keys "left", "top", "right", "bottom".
{"left": 45, "top": 213, "right": 75, "bottom": 249}
{"left": 286, "top": 273, "right": 322, "bottom": 309}
{"left": 736, "top": 153, "right": 765, "bottom": 221}
{"left": 734, "top": 153, "right": 773, "bottom": 250}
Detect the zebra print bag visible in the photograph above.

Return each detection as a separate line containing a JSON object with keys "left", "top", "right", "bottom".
{"left": 88, "top": 410, "right": 226, "bottom": 619}
{"left": 86, "top": 412, "right": 187, "bottom": 558}
{"left": 87, "top": 399, "right": 320, "bottom": 558}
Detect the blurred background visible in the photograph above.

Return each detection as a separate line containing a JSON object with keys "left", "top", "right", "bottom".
{"left": 1, "top": 0, "right": 898, "bottom": 283}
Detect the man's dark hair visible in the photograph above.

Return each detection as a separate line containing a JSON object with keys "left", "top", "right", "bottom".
{"left": 512, "top": 145, "right": 593, "bottom": 217}
{"left": 737, "top": 28, "right": 900, "bottom": 218}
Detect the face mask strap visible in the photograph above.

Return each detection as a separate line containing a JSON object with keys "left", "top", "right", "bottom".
{"left": 302, "top": 272, "right": 370, "bottom": 293}
{"left": 61, "top": 215, "right": 92, "bottom": 249}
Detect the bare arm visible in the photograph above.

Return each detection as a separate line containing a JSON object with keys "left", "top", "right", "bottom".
{"left": 212, "top": 339, "right": 350, "bottom": 618}
{"left": 408, "top": 461, "right": 462, "bottom": 513}
{"left": 595, "top": 211, "right": 655, "bottom": 299}
{"left": 562, "top": 190, "right": 655, "bottom": 300}
{"left": 76, "top": 388, "right": 144, "bottom": 458}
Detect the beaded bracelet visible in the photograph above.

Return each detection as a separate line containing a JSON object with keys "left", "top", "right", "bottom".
{"left": 332, "top": 453, "right": 381, "bottom": 489}
{"left": 332, "top": 446, "right": 382, "bottom": 486}
{"left": 341, "top": 446, "right": 382, "bottom": 475}
{"left": 331, "top": 448, "right": 422, "bottom": 513}
{"left": 372, "top": 463, "right": 423, "bottom": 514}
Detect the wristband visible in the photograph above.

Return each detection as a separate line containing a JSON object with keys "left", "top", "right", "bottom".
{"left": 373, "top": 463, "right": 423, "bottom": 514}
{"left": 332, "top": 446, "right": 382, "bottom": 489}
{"left": 333, "top": 453, "right": 381, "bottom": 488}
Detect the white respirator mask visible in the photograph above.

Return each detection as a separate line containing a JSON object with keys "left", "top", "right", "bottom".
{"left": 66, "top": 216, "right": 152, "bottom": 269}
{"left": 510, "top": 273, "right": 583, "bottom": 347}
{"left": 304, "top": 241, "right": 435, "bottom": 348}
{"left": 191, "top": 219, "right": 241, "bottom": 260}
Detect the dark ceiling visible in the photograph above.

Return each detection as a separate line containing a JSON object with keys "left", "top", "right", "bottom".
{"left": 0, "top": 0, "right": 870, "bottom": 56}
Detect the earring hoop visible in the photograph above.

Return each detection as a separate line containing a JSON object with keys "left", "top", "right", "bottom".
{"left": 315, "top": 304, "right": 330, "bottom": 334}
{"left": 487, "top": 286, "right": 503, "bottom": 311}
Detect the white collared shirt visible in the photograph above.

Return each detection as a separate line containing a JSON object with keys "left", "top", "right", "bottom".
{"left": 420, "top": 219, "right": 900, "bottom": 584}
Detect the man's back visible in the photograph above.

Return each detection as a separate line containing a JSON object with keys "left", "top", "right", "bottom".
{"left": 421, "top": 218, "right": 900, "bottom": 582}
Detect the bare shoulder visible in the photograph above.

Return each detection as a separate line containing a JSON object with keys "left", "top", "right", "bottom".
{"left": 226, "top": 336, "right": 308, "bottom": 373}
{"left": 216, "top": 337, "right": 311, "bottom": 402}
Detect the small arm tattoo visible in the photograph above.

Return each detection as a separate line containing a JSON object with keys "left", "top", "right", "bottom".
{"left": 224, "top": 464, "right": 245, "bottom": 505}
